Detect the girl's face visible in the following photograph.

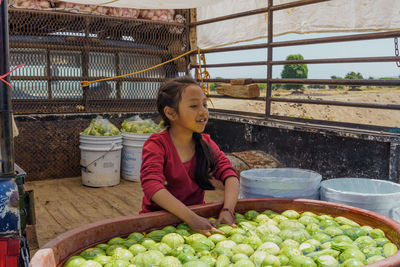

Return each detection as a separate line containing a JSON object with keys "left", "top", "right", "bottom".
{"left": 169, "top": 84, "right": 209, "bottom": 134}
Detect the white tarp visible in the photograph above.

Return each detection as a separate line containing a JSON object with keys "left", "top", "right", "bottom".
{"left": 64, "top": 0, "right": 400, "bottom": 48}
{"left": 197, "top": 0, "right": 400, "bottom": 48}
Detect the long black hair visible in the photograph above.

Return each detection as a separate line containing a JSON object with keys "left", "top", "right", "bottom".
{"left": 157, "top": 75, "right": 216, "bottom": 190}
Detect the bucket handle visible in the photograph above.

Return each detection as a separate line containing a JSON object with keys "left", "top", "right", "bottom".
{"left": 81, "top": 142, "right": 116, "bottom": 173}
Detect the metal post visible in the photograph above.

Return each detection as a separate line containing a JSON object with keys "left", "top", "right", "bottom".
{"left": 265, "top": 0, "right": 273, "bottom": 117}
{"left": 0, "top": 0, "right": 15, "bottom": 177}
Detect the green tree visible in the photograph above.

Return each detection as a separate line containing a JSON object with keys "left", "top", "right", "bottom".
{"left": 281, "top": 54, "right": 308, "bottom": 92}
{"left": 329, "top": 75, "right": 343, "bottom": 89}
{"left": 344, "top": 71, "right": 364, "bottom": 90}
{"left": 209, "top": 76, "right": 223, "bottom": 92}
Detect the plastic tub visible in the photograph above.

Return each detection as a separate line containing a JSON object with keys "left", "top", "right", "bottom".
{"left": 121, "top": 132, "right": 151, "bottom": 182}
{"left": 240, "top": 168, "right": 322, "bottom": 199}
{"left": 79, "top": 134, "right": 122, "bottom": 187}
{"left": 321, "top": 178, "right": 400, "bottom": 222}
{"left": 30, "top": 198, "right": 400, "bottom": 267}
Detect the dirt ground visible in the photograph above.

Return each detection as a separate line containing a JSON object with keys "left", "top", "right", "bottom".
{"left": 210, "top": 87, "right": 400, "bottom": 128}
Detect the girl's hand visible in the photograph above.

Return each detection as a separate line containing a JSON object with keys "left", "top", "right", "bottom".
{"left": 187, "top": 214, "right": 224, "bottom": 236}
{"left": 217, "top": 208, "right": 237, "bottom": 227}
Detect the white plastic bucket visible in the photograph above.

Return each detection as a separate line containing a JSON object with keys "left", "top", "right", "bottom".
{"left": 321, "top": 178, "right": 400, "bottom": 222}
{"left": 121, "top": 132, "right": 151, "bottom": 182}
{"left": 79, "top": 134, "right": 122, "bottom": 187}
{"left": 240, "top": 168, "right": 322, "bottom": 200}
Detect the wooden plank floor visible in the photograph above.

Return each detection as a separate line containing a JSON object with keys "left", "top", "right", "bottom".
{"left": 25, "top": 177, "right": 225, "bottom": 251}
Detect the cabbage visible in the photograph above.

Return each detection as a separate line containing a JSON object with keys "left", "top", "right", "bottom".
{"left": 182, "top": 260, "right": 209, "bottom": 267}
{"left": 196, "top": 250, "right": 211, "bottom": 258}
{"left": 272, "top": 215, "right": 289, "bottom": 224}
{"left": 360, "top": 225, "right": 373, "bottom": 234}
{"left": 186, "top": 234, "right": 207, "bottom": 245}
{"left": 95, "top": 244, "right": 109, "bottom": 251}
{"left": 178, "top": 253, "right": 198, "bottom": 264}
{"left": 161, "top": 233, "right": 185, "bottom": 248}
{"left": 254, "top": 214, "right": 270, "bottom": 223}
{"left": 191, "top": 238, "right": 215, "bottom": 252}
{"left": 298, "top": 216, "right": 319, "bottom": 226}
{"left": 342, "top": 227, "right": 367, "bottom": 241}
{"left": 278, "top": 254, "right": 289, "bottom": 265}
{"left": 231, "top": 253, "right": 248, "bottom": 263}
{"left": 334, "top": 216, "right": 360, "bottom": 227}
{"left": 353, "top": 236, "right": 377, "bottom": 249}
{"left": 121, "top": 239, "right": 136, "bottom": 248}
{"left": 339, "top": 248, "right": 366, "bottom": 262}
{"left": 370, "top": 228, "right": 385, "bottom": 239}
{"left": 235, "top": 213, "right": 246, "bottom": 220}
{"left": 103, "top": 259, "right": 131, "bottom": 267}
{"left": 303, "top": 239, "right": 321, "bottom": 248}
{"left": 289, "top": 255, "right": 317, "bottom": 267}
{"left": 279, "top": 220, "right": 305, "bottom": 230}
{"left": 279, "top": 228, "right": 310, "bottom": 243}
{"left": 64, "top": 256, "right": 86, "bottom": 267}
{"left": 229, "top": 228, "right": 246, "bottom": 236}
{"left": 330, "top": 242, "right": 358, "bottom": 252}
{"left": 163, "top": 225, "right": 177, "bottom": 233}
{"left": 176, "top": 229, "right": 190, "bottom": 237}
{"left": 260, "top": 234, "right": 282, "bottom": 245}
{"left": 159, "top": 256, "right": 182, "bottom": 267}
{"left": 244, "top": 210, "right": 260, "bottom": 220}
{"left": 279, "top": 246, "right": 302, "bottom": 259}
{"left": 314, "top": 255, "right": 339, "bottom": 267}
{"left": 331, "top": 235, "right": 353, "bottom": 244}
{"left": 80, "top": 260, "right": 102, "bottom": 267}
{"left": 216, "top": 240, "right": 237, "bottom": 250}
{"left": 319, "top": 241, "right": 333, "bottom": 250}
{"left": 215, "top": 254, "right": 230, "bottom": 267}
{"left": 128, "top": 244, "right": 146, "bottom": 256}
{"left": 154, "top": 242, "right": 172, "bottom": 255}
{"left": 365, "top": 255, "right": 386, "bottom": 264}
{"left": 211, "top": 247, "right": 233, "bottom": 259}
{"left": 93, "top": 255, "right": 112, "bottom": 265}
{"left": 306, "top": 223, "right": 322, "bottom": 235}
{"left": 300, "top": 211, "right": 318, "bottom": 218}
{"left": 106, "top": 245, "right": 125, "bottom": 256}
{"left": 217, "top": 225, "right": 234, "bottom": 235}
{"left": 299, "top": 242, "right": 316, "bottom": 253}
{"left": 107, "top": 237, "right": 126, "bottom": 246}
{"left": 312, "top": 232, "right": 331, "bottom": 243}
{"left": 318, "top": 214, "right": 334, "bottom": 221}
{"left": 256, "top": 242, "right": 280, "bottom": 255}
{"left": 177, "top": 223, "right": 191, "bottom": 230}
{"left": 340, "top": 258, "right": 364, "bottom": 267}
{"left": 324, "top": 226, "right": 343, "bottom": 237}
{"left": 280, "top": 239, "right": 300, "bottom": 248}
{"left": 208, "top": 234, "right": 226, "bottom": 244}
{"left": 319, "top": 219, "right": 339, "bottom": 229}
{"left": 229, "top": 233, "right": 246, "bottom": 244}
{"left": 171, "top": 244, "right": 196, "bottom": 257}
{"left": 110, "top": 247, "right": 133, "bottom": 261}
{"left": 281, "top": 210, "right": 300, "bottom": 219}
{"left": 233, "top": 259, "right": 255, "bottom": 267}
{"left": 128, "top": 232, "right": 144, "bottom": 243}
{"left": 80, "top": 248, "right": 106, "bottom": 260}
{"left": 256, "top": 223, "right": 280, "bottom": 236}
{"left": 140, "top": 238, "right": 156, "bottom": 249}
{"left": 199, "top": 255, "right": 217, "bottom": 266}
{"left": 383, "top": 242, "right": 398, "bottom": 257}
{"left": 249, "top": 251, "right": 268, "bottom": 267}
{"left": 244, "top": 232, "right": 262, "bottom": 249}
{"left": 232, "top": 244, "right": 254, "bottom": 256}
{"left": 238, "top": 222, "right": 256, "bottom": 232}
{"left": 262, "top": 209, "right": 278, "bottom": 218}
{"left": 375, "top": 237, "right": 390, "bottom": 247}
{"left": 262, "top": 254, "right": 280, "bottom": 267}
{"left": 361, "top": 246, "right": 383, "bottom": 258}
{"left": 306, "top": 249, "right": 340, "bottom": 260}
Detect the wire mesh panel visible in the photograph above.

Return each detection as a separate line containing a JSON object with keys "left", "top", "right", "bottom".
{"left": 8, "top": 8, "right": 188, "bottom": 114}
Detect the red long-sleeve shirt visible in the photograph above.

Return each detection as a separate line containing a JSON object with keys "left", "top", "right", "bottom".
{"left": 140, "top": 129, "right": 238, "bottom": 213}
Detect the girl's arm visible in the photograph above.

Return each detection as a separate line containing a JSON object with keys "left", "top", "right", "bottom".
{"left": 151, "top": 188, "right": 223, "bottom": 236}
{"left": 217, "top": 176, "right": 240, "bottom": 225}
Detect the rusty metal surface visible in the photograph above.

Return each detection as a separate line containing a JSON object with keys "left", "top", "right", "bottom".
{"left": 8, "top": 8, "right": 188, "bottom": 114}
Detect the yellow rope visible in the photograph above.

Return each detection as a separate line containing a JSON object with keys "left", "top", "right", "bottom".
{"left": 197, "top": 49, "right": 215, "bottom": 108}
{"left": 80, "top": 48, "right": 199, "bottom": 88}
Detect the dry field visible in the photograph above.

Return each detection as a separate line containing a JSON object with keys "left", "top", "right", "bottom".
{"left": 210, "top": 87, "right": 400, "bottom": 128}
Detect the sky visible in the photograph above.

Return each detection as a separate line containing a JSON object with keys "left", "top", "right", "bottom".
{"left": 205, "top": 32, "right": 400, "bottom": 80}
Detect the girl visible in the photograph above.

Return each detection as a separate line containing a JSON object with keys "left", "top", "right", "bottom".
{"left": 140, "top": 75, "right": 240, "bottom": 236}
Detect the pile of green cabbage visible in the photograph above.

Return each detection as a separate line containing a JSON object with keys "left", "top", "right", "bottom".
{"left": 64, "top": 209, "right": 399, "bottom": 267}
{"left": 120, "top": 116, "right": 164, "bottom": 134}
{"left": 82, "top": 116, "right": 120, "bottom": 136}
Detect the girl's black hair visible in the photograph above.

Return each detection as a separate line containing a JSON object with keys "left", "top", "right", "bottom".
{"left": 157, "top": 75, "right": 216, "bottom": 190}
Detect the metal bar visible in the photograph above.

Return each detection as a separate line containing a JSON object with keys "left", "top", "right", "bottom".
{"left": 270, "top": 97, "right": 400, "bottom": 110}
{"left": 11, "top": 76, "right": 167, "bottom": 82}
{"left": 203, "top": 78, "right": 400, "bottom": 86}
{"left": 199, "top": 31, "right": 400, "bottom": 55}
{"left": 189, "top": 0, "right": 328, "bottom": 26}
{"left": 10, "top": 42, "right": 172, "bottom": 56}
{"left": 266, "top": 0, "right": 273, "bottom": 117}
{"left": 191, "top": 56, "right": 400, "bottom": 68}
{"left": 46, "top": 48, "right": 52, "bottom": 99}
{"left": 0, "top": 0, "right": 14, "bottom": 176}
